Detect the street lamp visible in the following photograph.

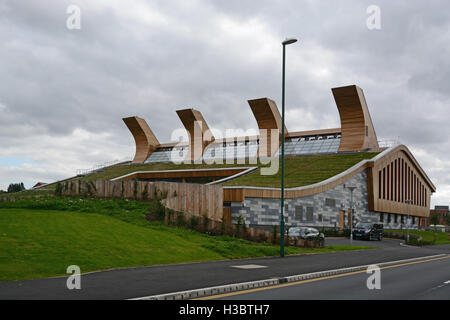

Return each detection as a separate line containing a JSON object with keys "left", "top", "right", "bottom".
{"left": 405, "top": 199, "right": 412, "bottom": 243}
{"left": 280, "top": 37, "right": 297, "bottom": 258}
{"left": 345, "top": 185, "right": 356, "bottom": 244}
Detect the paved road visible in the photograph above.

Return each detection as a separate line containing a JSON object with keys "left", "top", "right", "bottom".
{"left": 1, "top": 241, "right": 448, "bottom": 300}
{"left": 213, "top": 255, "right": 450, "bottom": 300}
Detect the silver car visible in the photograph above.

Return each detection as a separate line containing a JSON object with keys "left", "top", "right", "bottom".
{"left": 288, "top": 227, "right": 325, "bottom": 240}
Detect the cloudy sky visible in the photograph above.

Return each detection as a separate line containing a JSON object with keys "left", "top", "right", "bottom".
{"left": 0, "top": 0, "right": 449, "bottom": 206}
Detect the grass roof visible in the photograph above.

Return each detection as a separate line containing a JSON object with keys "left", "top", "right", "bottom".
{"left": 223, "top": 152, "right": 379, "bottom": 188}
{"left": 79, "top": 152, "right": 379, "bottom": 188}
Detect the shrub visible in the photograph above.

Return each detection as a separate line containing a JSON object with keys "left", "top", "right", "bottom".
{"left": 235, "top": 215, "right": 244, "bottom": 237}
{"left": 148, "top": 199, "right": 165, "bottom": 220}
{"left": 189, "top": 216, "right": 200, "bottom": 230}
{"left": 220, "top": 216, "right": 226, "bottom": 235}
{"left": 55, "top": 183, "right": 63, "bottom": 197}
{"left": 272, "top": 225, "right": 278, "bottom": 244}
{"left": 176, "top": 212, "right": 185, "bottom": 227}
{"left": 258, "top": 232, "right": 268, "bottom": 243}
{"left": 202, "top": 213, "right": 209, "bottom": 232}
{"left": 133, "top": 181, "right": 138, "bottom": 199}
{"left": 85, "top": 181, "right": 96, "bottom": 197}
{"left": 142, "top": 184, "right": 149, "bottom": 201}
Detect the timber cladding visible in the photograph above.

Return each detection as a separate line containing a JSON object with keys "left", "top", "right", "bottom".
{"left": 60, "top": 180, "right": 223, "bottom": 222}
{"left": 368, "top": 145, "right": 435, "bottom": 218}
{"left": 176, "top": 108, "right": 215, "bottom": 161}
{"left": 248, "top": 98, "right": 287, "bottom": 157}
{"left": 332, "top": 85, "right": 379, "bottom": 152}
{"left": 123, "top": 117, "right": 160, "bottom": 164}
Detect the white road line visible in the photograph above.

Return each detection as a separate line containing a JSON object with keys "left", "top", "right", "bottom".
{"left": 231, "top": 264, "right": 268, "bottom": 269}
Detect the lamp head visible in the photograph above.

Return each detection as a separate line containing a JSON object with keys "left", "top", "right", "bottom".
{"left": 282, "top": 38, "right": 298, "bottom": 46}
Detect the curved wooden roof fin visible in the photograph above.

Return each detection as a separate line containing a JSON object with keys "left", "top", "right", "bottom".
{"left": 332, "top": 85, "right": 379, "bottom": 152}
{"left": 248, "top": 98, "right": 287, "bottom": 156}
{"left": 123, "top": 116, "right": 160, "bottom": 164}
{"left": 176, "top": 108, "right": 215, "bottom": 161}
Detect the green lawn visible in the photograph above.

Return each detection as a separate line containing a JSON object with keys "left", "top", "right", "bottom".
{"left": 386, "top": 229, "right": 450, "bottom": 245}
{"left": 0, "top": 198, "right": 373, "bottom": 281}
{"left": 224, "top": 152, "right": 379, "bottom": 188}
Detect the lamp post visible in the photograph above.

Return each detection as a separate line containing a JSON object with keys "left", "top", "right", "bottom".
{"left": 280, "top": 38, "right": 297, "bottom": 258}
{"left": 405, "top": 199, "right": 411, "bottom": 243}
{"left": 346, "top": 185, "right": 356, "bottom": 244}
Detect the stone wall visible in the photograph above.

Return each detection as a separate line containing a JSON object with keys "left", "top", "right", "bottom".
{"left": 230, "top": 169, "right": 418, "bottom": 230}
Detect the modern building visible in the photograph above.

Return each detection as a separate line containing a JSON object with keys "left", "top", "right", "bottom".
{"left": 120, "top": 85, "right": 436, "bottom": 230}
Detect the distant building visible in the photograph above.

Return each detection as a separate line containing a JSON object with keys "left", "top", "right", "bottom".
{"left": 428, "top": 205, "right": 449, "bottom": 227}
{"left": 32, "top": 182, "right": 47, "bottom": 189}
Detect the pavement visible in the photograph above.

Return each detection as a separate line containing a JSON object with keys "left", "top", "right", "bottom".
{"left": 0, "top": 238, "right": 449, "bottom": 300}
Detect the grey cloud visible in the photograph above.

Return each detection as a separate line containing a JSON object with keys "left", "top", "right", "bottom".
{"left": 0, "top": 0, "right": 449, "bottom": 206}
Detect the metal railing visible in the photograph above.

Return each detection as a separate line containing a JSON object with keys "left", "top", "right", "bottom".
{"left": 378, "top": 138, "right": 400, "bottom": 149}
{"left": 76, "top": 157, "right": 132, "bottom": 176}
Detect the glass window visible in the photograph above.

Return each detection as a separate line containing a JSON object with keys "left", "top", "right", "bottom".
{"left": 325, "top": 198, "right": 336, "bottom": 207}
{"left": 295, "top": 206, "right": 303, "bottom": 221}
{"left": 306, "top": 207, "right": 314, "bottom": 222}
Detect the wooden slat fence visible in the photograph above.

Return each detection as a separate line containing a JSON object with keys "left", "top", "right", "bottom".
{"left": 60, "top": 180, "right": 223, "bottom": 221}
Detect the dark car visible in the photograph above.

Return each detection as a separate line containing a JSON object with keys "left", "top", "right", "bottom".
{"left": 352, "top": 223, "right": 383, "bottom": 241}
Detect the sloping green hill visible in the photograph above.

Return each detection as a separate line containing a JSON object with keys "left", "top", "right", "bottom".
{"left": 0, "top": 197, "right": 372, "bottom": 281}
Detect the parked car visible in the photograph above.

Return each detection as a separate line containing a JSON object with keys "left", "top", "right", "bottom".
{"left": 352, "top": 222, "right": 383, "bottom": 241}
{"left": 288, "top": 227, "right": 325, "bottom": 241}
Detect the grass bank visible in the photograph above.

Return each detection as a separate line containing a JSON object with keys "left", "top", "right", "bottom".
{"left": 0, "top": 197, "right": 373, "bottom": 281}
{"left": 386, "top": 229, "right": 450, "bottom": 245}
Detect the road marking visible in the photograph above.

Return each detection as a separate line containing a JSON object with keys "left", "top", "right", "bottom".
{"left": 196, "top": 255, "right": 450, "bottom": 300}
{"left": 444, "top": 280, "right": 450, "bottom": 284}
{"left": 399, "top": 242, "right": 418, "bottom": 248}
{"left": 231, "top": 264, "right": 267, "bottom": 269}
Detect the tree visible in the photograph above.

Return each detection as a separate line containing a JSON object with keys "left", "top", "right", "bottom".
{"left": 444, "top": 212, "right": 450, "bottom": 226}
{"left": 7, "top": 183, "right": 26, "bottom": 193}
{"left": 429, "top": 212, "right": 440, "bottom": 231}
